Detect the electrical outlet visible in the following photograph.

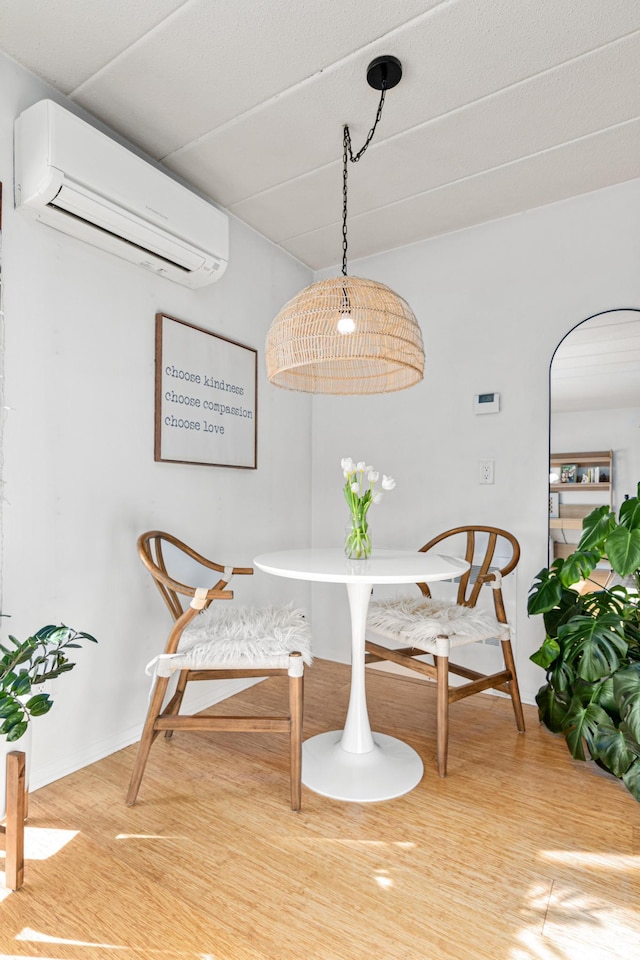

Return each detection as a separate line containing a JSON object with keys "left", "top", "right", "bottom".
{"left": 479, "top": 460, "right": 495, "bottom": 484}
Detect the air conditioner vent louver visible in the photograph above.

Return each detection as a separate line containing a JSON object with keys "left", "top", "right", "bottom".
{"left": 48, "top": 201, "right": 192, "bottom": 272}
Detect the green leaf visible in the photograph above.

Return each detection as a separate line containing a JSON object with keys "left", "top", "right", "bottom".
{"left": 579, "top": 505, "right": 616, "bottom": 551}
{"left": 13, "top": 646, "right": 35, "bottom": 666}
{"left": 25, "top": 692, "right": 52, "bottom": 716}
{"left": 594, "top": 675, "right": 619, "bottom": 719}
{"left": 571, "top": 678, "right": 613, "bottom": 709}
{"left": 559, "top": 551, "right": 600, "bottom": 588}
{"left": 4, "top": 719, "right": 29, "bottom": 742}
{"left": 542, "top": 587, "right": 586, "bottom": 639}
{"left": 11, "top": 672, "right": 32, "bottom": 696}
{"left": 592, "top": 718, "right": 638, "bottom": 777}
{"left": 622, "top": 758, "right": 640, "bottom": 801}
{"left": 32, "top": 624, "right": 60, "bottom": 642}
{"left": 614, "top": 664, "right": 640, "bottom": 741}
{"left": 585, "top": 586, "right": 627, "bottom": 615}
{"left": 559, "top": 614, "right": 628, "bottom": 681}
{"left": 562, "top": 699, "right": 610, "bottom": 760}
{"left": 623, "top": 607, "right": 640, "bottom": 652}
{"left": 527, "top": 566, "right": 563, "bottom": 615}
{"left": 619, "top": 496, "right": 640, "bottom": 531}
{"left": 548, "top": 657, "right": 576, "bottom": 694}
{"left": 604, "top": 526, "right": 640, "bottom": 578}
{"left": 530, "top": 636, "right": 561, "bottom": 669}
{"left": 535, "top": 684, "right": 570, "bottom": 732}
{"left": 0, "top": 698, "right": 22, "bottom": 719}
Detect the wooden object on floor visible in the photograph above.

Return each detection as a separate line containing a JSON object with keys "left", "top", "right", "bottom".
{"left": 2, "top": 659, "right": 636, "bottom": 960}
{"left": 128, "top": 531, "right": 308, "bottom": 811}
{"left": 1, "top": 750, "right": 26, "bottom": 890}
{"left": 366, "top": 525, "right": 525, "bottom": 777}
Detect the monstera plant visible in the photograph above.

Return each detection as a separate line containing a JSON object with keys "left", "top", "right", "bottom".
{"left": 528, "top": 483, "right": 640, "bottom": 803}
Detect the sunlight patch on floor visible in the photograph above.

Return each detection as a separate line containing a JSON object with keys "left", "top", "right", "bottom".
{"left": 23, "top": 826, "right": 79, "bottom": 860}
{"left": 1, "top": 826, "right": 79, "bottom": 866}
{"left": 306, "top": 839, "right": 417, "bottom": 848}
{"left": 16, "top": 926, "right": 125, "bottom": 949}
{"left": 373, "top": 868, "right": 394, "bottom": 890}
{"left": 509, "top": 867, "right": 640, "bottom": 960}
{"left": 542, "top": 888, "right": 640, "bottom": 960}
{"left": 115, "top": 833, "right": 187, "bottom": 840}
{"left": 0, "top": 881, "right": 13, "bottom": 903}
{"left": 540, "top": 849, "right": 640, "bottom": 872}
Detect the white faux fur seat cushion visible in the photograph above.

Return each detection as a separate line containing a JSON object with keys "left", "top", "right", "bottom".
{"left": 367, "top": 596, "right": 509, "bottom": 654}
{"left": 154, "top": 604, "right": 312, "bottom": 676}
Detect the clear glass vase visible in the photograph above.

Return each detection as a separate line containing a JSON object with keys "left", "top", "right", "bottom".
{"left": 345, "top": 514, "right": 372, "bottom": 559}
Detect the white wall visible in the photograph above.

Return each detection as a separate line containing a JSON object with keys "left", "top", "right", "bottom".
{"left": 309, "top": 178, "right": 640, "bottom": 703}
{"left": 0, "top": 52, "right": 314, "bottom": 791}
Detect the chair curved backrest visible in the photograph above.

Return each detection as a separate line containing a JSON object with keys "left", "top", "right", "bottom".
{"left": 138, "top": 530, "right": 253, "bottom": 621}
{"left": 416, "top": 525, "right": 520, "bottom": 621}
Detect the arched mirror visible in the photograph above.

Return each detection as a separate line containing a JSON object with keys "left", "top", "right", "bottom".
{"left": 549, "top": 308, "right": 640, "bottom": 582}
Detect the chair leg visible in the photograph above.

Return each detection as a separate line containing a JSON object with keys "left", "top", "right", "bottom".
{"left": 435, "top": 655, "right": 449, "bottom": 777}
{"left": 289, "top": 668, "right": 303, "bottom": 812}
{"left": 500, "top": 638, "right": 526, "bottom": 733}
{"left": 126, "top": 675, "right": 171, "bottom": 805}
{"left": 164, "top": 670, "right": 189, "bottom": 740}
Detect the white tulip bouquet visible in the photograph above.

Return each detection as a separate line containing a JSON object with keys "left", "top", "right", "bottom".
{"left": 341, "top": 458, "right": 396, "bottom": 559}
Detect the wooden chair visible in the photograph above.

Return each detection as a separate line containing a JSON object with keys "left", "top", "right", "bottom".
{"left": 127, "top": 531, "right": 312, "bottom": 811}
{"left": 365, "top": 525, "right": 525, "bottom": 776}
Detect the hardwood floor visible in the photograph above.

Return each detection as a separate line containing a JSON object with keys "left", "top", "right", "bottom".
{"left": 1, "top": 658, "right": 638, "bottom": 960}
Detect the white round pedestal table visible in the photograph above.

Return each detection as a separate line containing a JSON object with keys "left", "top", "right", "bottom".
{"left": 254, "top": 548, "right": 469, "bottom": 803}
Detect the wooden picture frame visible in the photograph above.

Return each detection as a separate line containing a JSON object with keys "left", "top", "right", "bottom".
{"left": 154, "top": 313, "right": 257, "bottom": 469}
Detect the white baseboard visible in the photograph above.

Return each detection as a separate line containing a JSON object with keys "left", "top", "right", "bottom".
{"left": 29, "top": 676, "right": 263, "bottom": 794}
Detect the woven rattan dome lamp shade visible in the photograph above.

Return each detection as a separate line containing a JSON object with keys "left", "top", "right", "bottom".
{"left": 266, "top": 55, "right": 425, "bottom": 395}
{"left": 266, "top": 275, "right": 424, "bottom": 395}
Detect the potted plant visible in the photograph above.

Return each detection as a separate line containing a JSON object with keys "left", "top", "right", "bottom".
{"left": 528, "top": 484, "right": 640, "bottom": 803}
{"left": 1, "top": 621, "right": 96, "bottom": 817}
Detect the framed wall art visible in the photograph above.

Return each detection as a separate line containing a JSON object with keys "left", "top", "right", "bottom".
{"left": 155, "top": 313, "right": 257, "bottom": 469}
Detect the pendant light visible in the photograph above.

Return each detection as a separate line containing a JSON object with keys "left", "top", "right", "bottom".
{"left": 265, "top": 56, "right": 424, "bottom": 395}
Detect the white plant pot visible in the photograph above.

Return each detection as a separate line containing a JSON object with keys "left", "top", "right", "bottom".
{"left": 1, "top": 726, "right": 31, "bottom": 822}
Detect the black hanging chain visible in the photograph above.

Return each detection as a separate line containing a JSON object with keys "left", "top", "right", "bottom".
{"left": 342, "top": 82, "right": 387, "bottom": 277}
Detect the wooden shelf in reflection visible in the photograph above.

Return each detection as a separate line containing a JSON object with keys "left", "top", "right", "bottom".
{"left": 549, "top": 517, "right": 583, "bottom": 530}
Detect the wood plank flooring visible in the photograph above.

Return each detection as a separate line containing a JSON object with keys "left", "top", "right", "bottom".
{"left": 1, "top": 658, "right": 639, "bottom": 960}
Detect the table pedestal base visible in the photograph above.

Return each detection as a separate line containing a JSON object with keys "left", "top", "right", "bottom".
{"left": 302, "top": 731, "right": 424, "bottom": 802}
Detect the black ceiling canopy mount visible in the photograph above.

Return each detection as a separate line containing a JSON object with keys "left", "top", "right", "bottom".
{"left": 366, "top": 55, "right": 402, "bottom": 91}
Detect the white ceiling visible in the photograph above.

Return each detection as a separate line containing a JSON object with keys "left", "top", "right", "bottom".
{"left": 1, "top": 0, "right": 639, "bottom": 272}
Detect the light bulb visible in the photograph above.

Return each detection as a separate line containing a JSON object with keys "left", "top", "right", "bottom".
{"left": 337, "top": 313, "right": 355, "bottom": 334}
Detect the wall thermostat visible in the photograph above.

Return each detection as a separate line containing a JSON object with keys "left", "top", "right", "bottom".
{"left": 474, "top": 392, "right": 500, "bottom": 414}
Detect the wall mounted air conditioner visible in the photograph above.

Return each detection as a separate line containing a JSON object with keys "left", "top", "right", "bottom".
{"left": 14, "top": 99, "right": 228, "bottom": 288}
